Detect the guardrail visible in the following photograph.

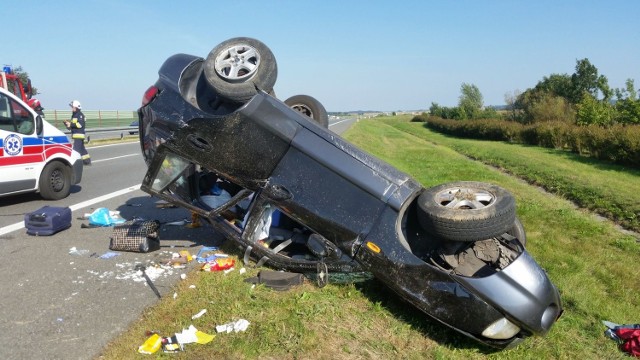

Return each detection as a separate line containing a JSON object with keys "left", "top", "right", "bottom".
{"left": 43, "top": 109, "right": 137, "bottom": 131}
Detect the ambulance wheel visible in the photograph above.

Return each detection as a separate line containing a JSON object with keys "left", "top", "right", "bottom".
{"left": 39, "top": 161, "right": 72, "bottom": 200}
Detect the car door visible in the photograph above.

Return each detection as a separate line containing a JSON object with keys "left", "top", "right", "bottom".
{"left": 0, "top": 91, "right": 41, "bottom": 196}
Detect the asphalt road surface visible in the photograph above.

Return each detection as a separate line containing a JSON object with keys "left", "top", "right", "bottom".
{"left": 0, "top": 118, "right": 356, "bottom": 359}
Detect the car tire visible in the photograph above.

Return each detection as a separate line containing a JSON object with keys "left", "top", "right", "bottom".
{"left": 417, "top": 181, "right": 516, "bottom": 242}
{"left": 203, "top": 37, "right": 277, "bottom": 103}
{"left": 506, "top": 216, "right": 526, "bottom": 246}
{"left": 39, "top": 161, "right": 71, "bottom": 200}
{"left": 284, "top": 95, "right": 329, "bottom": 128}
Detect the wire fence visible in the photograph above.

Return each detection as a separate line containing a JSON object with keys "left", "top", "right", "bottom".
{"left": 43, "top": 109, "right": 137, "bottom": 129}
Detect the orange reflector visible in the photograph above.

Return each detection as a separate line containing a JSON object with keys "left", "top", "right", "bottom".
{"left": 366, "top": 242, "right": 381, "bottom": 253}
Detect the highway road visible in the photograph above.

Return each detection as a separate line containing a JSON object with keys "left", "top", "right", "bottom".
{"left": 0, "top": 117, "right": 356, "bottom": 359}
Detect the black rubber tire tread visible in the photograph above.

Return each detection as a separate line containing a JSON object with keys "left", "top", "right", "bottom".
{"left": 203, "top": 37, "right": 277, "bottom": 103}
{"left": 506, "top": 216, "right": 526, "bottom": 247}
{"left": 39, "top": 161, "right": 71, "bottom": 200}
{"left": 417, "top": 181, "right": 516, "bottom": 242}
{"left": 284, "top": 94, "right": 329, "bottom": 128}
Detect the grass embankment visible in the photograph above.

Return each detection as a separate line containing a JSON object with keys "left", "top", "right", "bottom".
{"left": 99, "top": 116, "right": 637, "bottom": 359}
{"left": 392, "top": 118, "right": 640, "bottom": 233}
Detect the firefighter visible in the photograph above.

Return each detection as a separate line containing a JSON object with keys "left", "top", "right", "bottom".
{"left": 64, "top": 100, "right": 91, "bottom": 165}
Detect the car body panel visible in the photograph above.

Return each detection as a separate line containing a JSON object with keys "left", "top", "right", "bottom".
{"left": 137, "top": 44, "right": 562, "bottom": 349}
{"left": 0, "top": 87, "right": 82, "bottom": 199}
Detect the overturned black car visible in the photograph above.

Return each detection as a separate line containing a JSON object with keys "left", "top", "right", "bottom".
{"left": 137, "top": 37, "right": 562, "bottom": 349}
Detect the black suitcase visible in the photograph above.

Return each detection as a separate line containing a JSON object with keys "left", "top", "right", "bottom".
{"left": 24, "top": 206, "right": 72, "bottom": 236}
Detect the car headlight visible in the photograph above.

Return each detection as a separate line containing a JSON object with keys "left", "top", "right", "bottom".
{"left": 482, "top": 318, "right": 520, "bottom": 340}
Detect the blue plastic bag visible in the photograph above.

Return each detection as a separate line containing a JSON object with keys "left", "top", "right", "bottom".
{"left": 88, "top": 208, "right": 125, "bottom": 226}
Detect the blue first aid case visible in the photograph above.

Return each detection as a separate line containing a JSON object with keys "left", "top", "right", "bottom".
{"left": 24, "top": 206, "right": 72, "bottom": 236}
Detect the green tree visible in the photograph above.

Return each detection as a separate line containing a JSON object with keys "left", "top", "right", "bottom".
{"left": 527, "top": 93, "right": 575, "bottom": 123}
{"left": 614, "top": 79, "right": 640, "bottom": 124}
{"left": 575, "top": 92, "right": 613, "bottom": 126}
{"left": 458, "top": 83, "right": 483, "bottom": 118}
{"left": 570, "top": 58, "right": 610, "bottom": 103}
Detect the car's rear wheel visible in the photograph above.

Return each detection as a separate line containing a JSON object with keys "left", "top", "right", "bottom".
{"left": 39, "top": 161, "right": 71, "bottom": 200}
{"left": 284, "top": 95, "right": 329, "bottom": 128}
{"left": 204, "top": 37, "right": 277, "bottom": 103}
{"left": 417, "top": 181, "right": 516, "bottom": 242}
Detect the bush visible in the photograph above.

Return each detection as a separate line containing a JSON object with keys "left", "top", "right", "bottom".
{"left": 420, "top": 117, "right": 640, "bottom": 168}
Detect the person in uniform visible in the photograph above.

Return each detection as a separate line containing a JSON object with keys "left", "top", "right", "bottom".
{"left": 64, "top": 100, "right": 91, "bottom": 165}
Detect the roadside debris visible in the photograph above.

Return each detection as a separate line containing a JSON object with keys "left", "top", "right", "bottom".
{"left": 216, "top": 319, "right": 250, "bottom": 333}
{"left": 155, "top": 200, "right": 177, "bottom": 209}
{"left": 84, "top": 207, "right": 126, "bottom": 226}
{"left": 135, "top": 264, "right": 162, "bottom": 299}
{"left": 244, "top": 270, "right": 304, "bottom": 291}
{"left": 137, "top": 325, "right": 215, "bottom": 354}
{"left": 99, "top": 251, "right": 120, "bottom": 259}
{"left": 69, "top": 247, "right": 90, "bottom": 256}
{"left": 191, "top": 309, "right": 207, "bottom": 320}
{"left": 201, "top": 258, "right": 235, "bottom": 272}
{"left": 603, "top": 320, "right": 640, "bottom": 357}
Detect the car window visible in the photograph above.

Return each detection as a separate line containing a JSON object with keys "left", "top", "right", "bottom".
{"left": 0, "top": 93, "right": 34, "bottom": 134}
{"left": 151, "top": 152, "right": 192, "bottom": 192}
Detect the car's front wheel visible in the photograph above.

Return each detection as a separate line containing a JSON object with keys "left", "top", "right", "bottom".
{"left": 39, "top": 161, "right": 71, "bottom": 200}
{"left": 284, "top": 95, "right": 329, "bottom": 128}
{"left": 204, "top": 37, "right": 277, "bottom": 103}
{"left": 417, "top": 181, "right": 516, "bottom": 242}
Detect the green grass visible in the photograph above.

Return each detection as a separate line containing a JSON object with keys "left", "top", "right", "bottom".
{"left": 98, "top": 116, "right": 637, "bottom": 359}
{"left": 388, "top": 119, "right": 640, "bottom": 232}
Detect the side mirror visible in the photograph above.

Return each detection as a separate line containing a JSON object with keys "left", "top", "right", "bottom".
{"left": 36, "top": 115, "right": 43, "bottom": 137}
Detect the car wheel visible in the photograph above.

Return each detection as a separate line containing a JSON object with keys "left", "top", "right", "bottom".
{"left": 284, "top": 95, "right": 329, "bottom": 128}
{"left": 203, "top": 37, "right": 277, "bottom": 103}
{"left": 417, "top": 181, "right": 516, "bottom": 242}
{"left": 506, "top": 216, "right": 526, "bottom": 247}
{"left": 39, "top": 161, "right": 71, "bottom": 200}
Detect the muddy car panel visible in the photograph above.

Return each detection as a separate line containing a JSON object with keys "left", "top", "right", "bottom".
{"left": 138, "top": 43, "right": 562, "bottom": 349}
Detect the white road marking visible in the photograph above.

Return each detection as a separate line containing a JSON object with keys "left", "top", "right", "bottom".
{"left": 92, "top": 153, "right": 139, "bottom": 163}
{"left": 330, "top": 118, "right": 354, "bottom": 126}
{"left": 0, "top": 184, "right": 141, "bottom": 236}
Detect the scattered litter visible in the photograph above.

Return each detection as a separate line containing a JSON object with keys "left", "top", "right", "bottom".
{"left": 245, "top": 270, "right": 305, "bottom": 291}
{"left": 201, "top": 258, "right": 235, "bottom": 272}
{"left": 180, "top": 274, "right": 187, "bottom": 280}
{"left": 138, "top": 333, "right": 162, "bottom": 354}
{"left": 69, "top": 247, "right": 90, "bottom": 256}
{"left": 99, "top": 252, "right": 120, "bottom": 259}
{"left": 223, "top": 267, "right": 235, "bottom": 275}
{"left": 86, "top": 207, "right": 125, "bottom": 226}
{"left": 175, "top": 325, "right": 215, "bottom": 345}
{"left": 216, "top": 319, "right": 250, "bottom": 333}
{"left": 166, "top": 219, "right": 188, "bottom": 226}
{"left": 156, "top": 200, "right": 177, "bottom": 209}
{"left": 162, "top": 250, "right": 193, "bottom": 268}
{"left": 191, "top": 309, "right": 207, "bottom": 320}
{"left": 142, "top": 325, "right": 215, "bottom": 353}
{"left": 173, "top": 292, "right": 178, "bottom": 299}
{"left": 195, "top": 246, "right": 220, "bottom": 263}
{"left": 603, "top": 320, "right": 640, "bottom": 357}
{"left": 136, "top": 264, "right": 162, "bottom": 298}
{"left": 239, "top": 267, "right": 246, "bottom": 275}
{"left": 189, "top": 285, "right": 196, "bottom": 289}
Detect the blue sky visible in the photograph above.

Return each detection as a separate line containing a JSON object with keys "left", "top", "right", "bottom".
{"left": 4, "top": 1, "right": 639, "bottom": 112}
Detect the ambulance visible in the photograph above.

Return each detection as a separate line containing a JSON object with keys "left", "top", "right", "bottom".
{"left": 0, "top": 86, "right": 83, "bottom": 200}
